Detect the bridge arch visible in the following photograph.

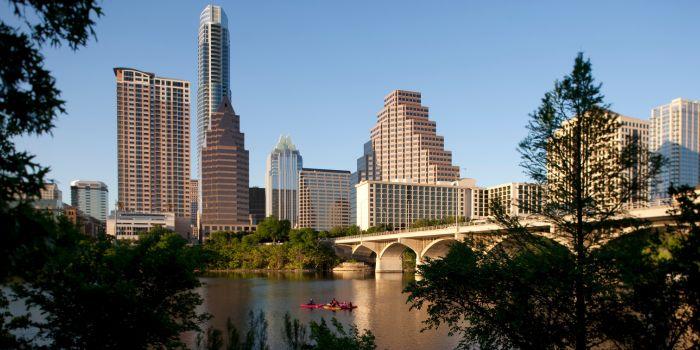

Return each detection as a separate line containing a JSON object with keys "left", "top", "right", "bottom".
{"left": 485, "top": 234, "right": 571, "bottom": 257}
{"left": 420, "top": 238, "right": 458, "bottom": 261}
{"left": 376, "top": 242, "right": 417, "bottom": 272}
{"left": 351, "top": 244, "right": 377, "bottom": 263}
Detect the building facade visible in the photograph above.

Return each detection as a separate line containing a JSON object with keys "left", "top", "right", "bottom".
{"left": 298, "top": 168, "right": 351, "bottom": 231}
{"left": 188, "top": 179, "right": 199, "bottom": 225}
{"left": 618, "top": 115, "right": 650, "bottom": 208}
{"left": 64, "top": 205, "right": 103, "bottom": 237}
{"left": 265, "top": 135, "right": 303, "bottom": 226}
{"left": 370, "top": 90, "right": 459, "bottom": 183}
{"left": 106, "top": 212, "right": 175, "bottom": 240}
{"left": 114, "top": 67, "right": 191, "bottom": 219}
{"left": 350, "top": 141, "right": 379, "bottom": 224}
{"left": 471, "top": 182, "right": 543, "bottom": 219}
{"left": 70, "top": 180, "right": 108, "bottom": 222}
{"left": 650, "top": 98, "right": 700, "bottom": 201}
{"left": 249, "top": 187, "right": 265, "bottom": 224}
{"left": 355, "top": 179, "right": 474, "bottom": 231}
{"left": 34, "top": 182, "right": 64, "bottom": 215}
{"left": 197, "top": 5, "right": 230, "bottom": 175}
{"left": 200, "top": 97, "right": 250, "bottom": 235}
{"left": 549, "top": 111, "right": 652, "bottom": 209}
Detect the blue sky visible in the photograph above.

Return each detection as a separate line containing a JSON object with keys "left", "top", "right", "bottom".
{"left": 8, "top": 0, "right": 700, "bottom": 209}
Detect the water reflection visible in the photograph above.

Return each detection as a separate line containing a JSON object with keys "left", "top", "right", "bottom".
{"left": 188, "top": 271, "right": 456, "bottom": 349}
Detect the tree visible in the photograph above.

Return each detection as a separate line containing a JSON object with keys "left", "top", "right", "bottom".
{"left": 506, "top": 52, "right": 660, "bottom": 348}
{"left": 406, "top": 53, "right": 664, "bottom": 349}
{"left": 406, "top": 239, "right": 576, "bottom": 349}
{"left": 12, "top": 227, "right": 209, "bottom": 348}
{"left": 0, "top": 1, "right": 102, "bottom": 346}
{"left": 256, "top": 216, "right": 291, "bottom": 243}
{"left": 593, "top": 186, "right": 697, "bottom": 349}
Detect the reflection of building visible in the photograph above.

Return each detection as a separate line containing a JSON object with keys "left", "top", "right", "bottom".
{"left": 249, "top": 187, "right": 265, "bottom": 224}
{"left": 197, "top": 4, "right": 230, "bottom": 177}
{"left": 650, "top": 98, "right": 700, "bottom": 201}
{"left": 265, "top": 135, "right": 302, "bottom": 226}
{"left": 371, "top": 90, "right": 459, "bottom": 183}
{"left": 70, "top": 180, "right": 108, "bottom": 222}
{"left": 355, "top": 179, "right": 475, "bottom": 231}
{"left": 106, "top": 212, "right": 175, "bottom": 240}
{"left": 298, "top": 168, "right": 351, "bottom": 231}
{"left": 114, "top": 68, "right": 191, "bottom": 222}
{"left": 351, "top": 141, "right": 378, "bottom": 226}
{"left": 200, "top": 97, "right": 250, "bottom": 235}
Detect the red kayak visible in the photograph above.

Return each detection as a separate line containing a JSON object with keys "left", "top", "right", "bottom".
{"left": 300, "top": 303, "right": 323, "bottom": 309}
{"left": 322, "top": 304, "right": 358, "bottom": 311}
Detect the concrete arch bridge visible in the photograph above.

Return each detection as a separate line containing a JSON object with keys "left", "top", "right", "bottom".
{"left": 332, "top": 206, "right": 673, "bottom": 272}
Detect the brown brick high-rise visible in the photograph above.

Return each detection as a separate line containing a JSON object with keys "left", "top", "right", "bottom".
{"left": 200, "top": 97, "right": 250, "bottom": 234}
{"left": 371, "top": 90, "right": 459, "bottom": 183}
{"left": 114, "top": 68, "right": 191, "bottom": 218}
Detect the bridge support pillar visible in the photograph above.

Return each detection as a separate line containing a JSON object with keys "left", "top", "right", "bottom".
{"left": 375, "top": 255, "right": 403, "bottom": 273}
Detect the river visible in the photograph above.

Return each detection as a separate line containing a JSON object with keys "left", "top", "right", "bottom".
{"left": 188, "top": 271, "right": 459, "bottom": 349}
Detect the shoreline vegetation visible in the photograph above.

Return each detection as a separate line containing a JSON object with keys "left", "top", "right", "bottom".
{"left": 200, "top": 216, "right": 359, "bottom": 271}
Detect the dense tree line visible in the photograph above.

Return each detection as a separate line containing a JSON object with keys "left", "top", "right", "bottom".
{"left": 201, "top": 216, "right": 346, "bottom": 270}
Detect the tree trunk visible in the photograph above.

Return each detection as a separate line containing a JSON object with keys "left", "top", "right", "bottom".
{"left": 574, "top": 121, "right": 587, "bottom": 350}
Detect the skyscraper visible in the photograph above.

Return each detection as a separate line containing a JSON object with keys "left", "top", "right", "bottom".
{"left": 114, "top": 68, "right": 191, "bottom": 218}
{"left": 200, "top": 97, "right": 250, "bottom": 235}
{"left": 70, "top": 180, "right": 108, "bottom": 222}
{"left": 650, "top": 98, "right": 700, "bottom": 201}
{"left": 188, "top": 179, "right": 199, "bottom": 224}
{"left": 350, "top": 141, "right": 378, "bottom": 223}
{"left": 298, "top": 168, "right": 351, "bottom": 231}
{"left": 371, "top": 90, "right": 459, "bottom": 183}
{"left": 197, "top": 5, "right": 230, "bottom": 175}
{"left": 265, "top": 135, "right": 303, "bottom": 226}
{"left": 249, "top": 187, "right": 265, "bottom": 224}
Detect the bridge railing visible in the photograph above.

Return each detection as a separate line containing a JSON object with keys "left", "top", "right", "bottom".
{"left": 331, "top": 220, "right": 498, "bottom": 242}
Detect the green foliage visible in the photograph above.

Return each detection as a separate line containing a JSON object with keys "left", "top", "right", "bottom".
{"left": 590, "top": 185, "right": 698, "bottom": 348}
{"left": 364, "top": 224, "right": 393, "bottom": 234}
{"left": 409, "top": 216, "right": 468, "bottom": 229}
{"left": 7, "top": 226, "right": 208, "bottom": 348}
{"left": 405, "top": 53, "right": 688, "bottom": 350}
{"left": 199, "top": 311, "right": 377, "bottom": 350}
{"left": 406, "top": 239, "right": 576, "bottom": 349}
{"left": 196, "top": 311, "right": 269, "bottom": 350}
{"left": 401, "top": 249, "right": 416, "bottom": 271}
{"left": 324, "top": 225, "right": 361, "bottom": 238}
{"left": 0, "top": 1, "right": 103, "bottom": 346}
{"left": 256, "top": 216, "right": 291, "bottom": 243}
{"left": 203, "top": 228, "right": 339, "bottom": 270}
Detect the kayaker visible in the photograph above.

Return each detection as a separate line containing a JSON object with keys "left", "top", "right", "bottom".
{"left": 331, "top": 298, "right": 338, "bottom": 306}
{"left": 308, "top": 298, "right": 314, "bottom": 305}
{"left": 347, "top": 301, "right": 353, "bottom": 308}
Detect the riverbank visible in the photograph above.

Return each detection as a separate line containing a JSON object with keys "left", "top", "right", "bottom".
{"left": 205, "top": 268, "right": 318, "bottom": 273}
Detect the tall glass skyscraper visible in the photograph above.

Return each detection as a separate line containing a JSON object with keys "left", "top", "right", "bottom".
{"left": 265, "top": 135, "right": 303, "bottom": 226}
{"left": 197, "top": 5, "right": 230, "bottom": 175}
{"left": 70, "top": 180, "right": 108, "bottom": 222}
{"left": 650, "top": 98, "right": 700, "bottom": 201}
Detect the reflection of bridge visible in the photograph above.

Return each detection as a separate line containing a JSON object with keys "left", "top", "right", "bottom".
{"left": 332, "top": 206, "right": 674, "bottom": 272}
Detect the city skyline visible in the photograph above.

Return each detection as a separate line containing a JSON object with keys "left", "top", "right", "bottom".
{"left": 11, "top": 0, "right": 700, "bottom": 210}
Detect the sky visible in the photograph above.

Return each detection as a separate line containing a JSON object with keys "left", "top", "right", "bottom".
{"left": 7, "top": 0, "right": 700, "bottom": 210}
